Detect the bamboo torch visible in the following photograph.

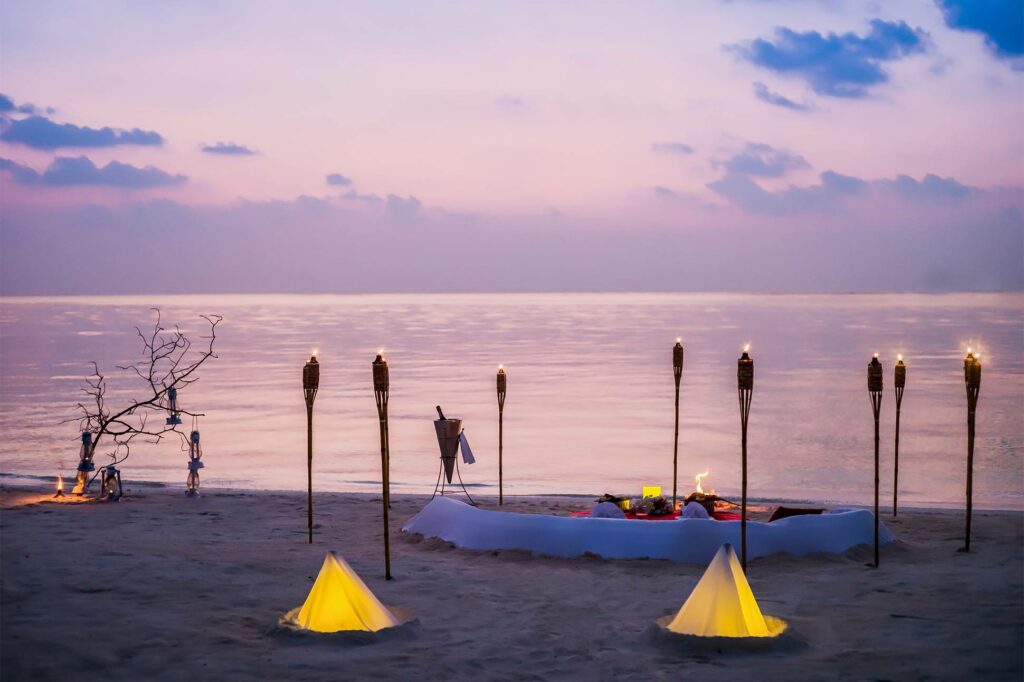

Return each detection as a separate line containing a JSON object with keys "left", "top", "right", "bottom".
{"left": 373, "top": 352, "right": 392, "bottom": 579}
{"left": 497, "top": 365, "right": 507, "bottom": 506}
{"left": 303, "top": 353, "right": 320, "bottom": 544}
{"left": 962, "top": 348, "right": 982, "bottom": 552}
{"left": 737, "top": 344, "right": 753, "bottom": 572}
{"left": 893, "top": 355, "right": 906, "bottom": 516}
{"left": 867, "top": 353, "right": 883, "bottom": 567}
{"left": 672, "top": 339, "right": 683, "bottom": 507}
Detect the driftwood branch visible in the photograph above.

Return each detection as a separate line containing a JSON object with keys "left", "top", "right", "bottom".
{"left": 69, "top": 309, "right": 221, "bottom": 471}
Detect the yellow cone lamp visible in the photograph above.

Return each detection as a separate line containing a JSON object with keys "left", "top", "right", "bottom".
{"left": 667, "top": 544, "right": 786, "bottom": 638}
{"left": 281, "top": 552, "right": 400, "bottom": 633}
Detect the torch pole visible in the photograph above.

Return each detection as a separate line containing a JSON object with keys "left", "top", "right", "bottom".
{"left": 962, "top": 351, "right": 981, "bottom": 552}
{"left": 306, "top": 403, "right": 313, "bottom": 543}
{"left": 373, "top": 354, "right": 392, "bottom": 579}
{"left": 672, "top": 340, "right": 683, "bottom": 507}
{"left": 868, "top": 355, "right": 883, "bottom": 568}
{"left": 737, "top": 348, "right": 753, "bottom": 573}
{"left": 497, "top": 367, "right": 507, "bottom": 506}
{"left": 302, "top": 355, "right": 319, "bottom": 545}
{"left": 893, "top": 357, "right": 905, "bottom": 517}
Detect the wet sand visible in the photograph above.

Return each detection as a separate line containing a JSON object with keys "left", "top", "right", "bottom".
{"left": 2, "top": 484, "right": 1021, "bottom": 681}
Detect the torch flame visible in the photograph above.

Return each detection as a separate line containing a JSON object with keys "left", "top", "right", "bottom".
{"left": 695, "top": 469, "right": 710, "bottom": 495}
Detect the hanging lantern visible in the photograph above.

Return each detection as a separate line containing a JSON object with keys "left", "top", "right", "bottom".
{"left": 166, "top": 386, "right": 183, "bottom": 425}
{"left": 72, "top": 431, "right": 95, "bottom": 495}
{"left": 100, "top": 465, "right": 123, "bottom": 501}
{"left": 187, "top": 429, "right": 204, "bottom": 497}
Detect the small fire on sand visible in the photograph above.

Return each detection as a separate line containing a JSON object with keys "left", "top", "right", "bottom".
{"left": 53, "top": 474, "right": 64, "bottom": 498}
{"left": 695, "top": 469, "right": 714, "bottom": 495}
{"left": 685, "top": 469, "right": 735, "bottom": 515}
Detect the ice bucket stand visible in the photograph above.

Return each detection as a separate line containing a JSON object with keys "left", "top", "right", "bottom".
{"left": 432, "top": 418, "right": 475, "bottom": 505}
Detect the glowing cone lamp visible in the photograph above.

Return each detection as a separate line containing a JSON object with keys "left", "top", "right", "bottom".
{"left": 281, "top": 553, "right": 401, "bottom": 633}
{"left": 667, "top": 544, "right": 786, "bottom": 638}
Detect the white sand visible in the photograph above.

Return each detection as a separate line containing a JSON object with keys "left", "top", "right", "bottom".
{"left": 2, "top": 484, "right": 1021, "bottom": 681}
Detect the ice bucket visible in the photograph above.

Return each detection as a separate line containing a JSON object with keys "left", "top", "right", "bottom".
{"left": 434, "top": 418, "right": 462, "bottom": 484}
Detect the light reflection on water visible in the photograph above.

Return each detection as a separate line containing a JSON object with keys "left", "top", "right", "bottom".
{"left": 0, "top": 293, "right": 1021, "bottom": 509}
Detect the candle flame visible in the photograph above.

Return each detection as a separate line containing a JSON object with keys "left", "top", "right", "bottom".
{"left": 967, "top": 346, "right": 973, "bottom": 355}
{"left": 311, "top": 348, "right": 318, "bottom": 358}
{"left": 56, "top": 474, "right": 63, "bottom": 492}
{"left": 743, "top": 343, "right": 750, "bottom": 353}
{"left": 676, "top": 337, "right": 681, "bottom": 344}
{"left": 498, "top": 364, "right": 504, "bottom": 370}
{"left": 897, "top": 353, "right": 903, "bottom": 362}
{"left": 695, "top": 469, "right": 710, "bottom": 495}
{"left": 873, "top": 352, "right": 878, "bottom": 359}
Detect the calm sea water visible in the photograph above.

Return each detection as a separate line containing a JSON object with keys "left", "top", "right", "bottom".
{"left": 0, "top": 293, "right": 1021, "bottom": 509}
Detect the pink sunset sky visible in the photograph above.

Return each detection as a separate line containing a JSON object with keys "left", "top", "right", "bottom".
{"left": 1, "top": 1, "right": 1021, "bottom": 294}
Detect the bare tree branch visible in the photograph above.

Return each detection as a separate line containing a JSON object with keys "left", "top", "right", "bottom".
{"left": 72, "top": 309, "right": 221, "bottom": 474}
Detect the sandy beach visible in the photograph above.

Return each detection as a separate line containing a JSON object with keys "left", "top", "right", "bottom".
{"left": 2, "top": 483, "right": 1021, "bottom": 681}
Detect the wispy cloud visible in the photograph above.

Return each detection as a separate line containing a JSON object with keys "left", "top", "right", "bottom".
{"left": 201, "top": 142, "right": 256, "bottom": 155}
{"left": 326, "top": 173, "right": 353, "bottom": 186}
{"left": 1, "top": 156, "right": 186, "bottom": 188}
{"left": 707, "top": 168, "right": 975, "bottom": 214}
{"left": 0, "top": 115, "right": 164, "bottom": 150}
{"left": 0, "top": 93, "right": 52, "bottom": 116}
{"left": 714, "top": 142, "right": 809, "bottom": 177}
{"left": 752, "top": 82, "right": 810, "bottom": 111}
{"left": 651, "top": 142, "right": 695, "bottom": 155}
{"left": 496, "top": 95, "right": 527, "bottom": 114}
{"left": 731, "top": 20, "right": 929, "bottom": 98}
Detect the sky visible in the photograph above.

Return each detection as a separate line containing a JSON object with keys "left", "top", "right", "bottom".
{"left": 0, "top": 0, "right": 1022, "bottom": 294}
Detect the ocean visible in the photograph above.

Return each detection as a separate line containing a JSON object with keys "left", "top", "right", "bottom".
{"left": 1, "top": 293, "right": 1020, "bottom": 509}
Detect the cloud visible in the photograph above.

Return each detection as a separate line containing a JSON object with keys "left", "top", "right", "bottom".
{"left": 1, "top": 156, "right": 186, "bottom": 188}
{"left": 341, "top": 189, "right": 382, "bottom": 204}
{"left": 752, "top": 82, "right": 810, "bottom": 111}
{"left": 0, "top": 115, "right": 164, "bottom": 150}
{"left": 936, "top": 0, "right": 1023, "bottom": 61}
{"left": 732, "top": 20, "right": 929, "bottom": 98}
{"left": 714, "top": 142, "right": 809, "bottom": 177}
{"left": 0, "top": 93, "right": 51, "bottom": 116}
{"left": 2, "top": 192, "right": 1020, "bottom": 295}
{"left": 326, "top": 173, "right": 353, "bottom": 186}
{"left": 386, "top": 194, "right": 421, "bottom": 219}
{"left": 879, "top": 173, "right": 972, "bottom": 200}
{"left": 651, "top": 142, "right": 695, "bottom": 155}
{"left": 201, "top": 142, "right": 256, "bottom": 155}
{"left": 707, "top": 168, "right": 974, "bottom": 214}
{"left": 496, "top": 95, "right": 527, "bottom": 114}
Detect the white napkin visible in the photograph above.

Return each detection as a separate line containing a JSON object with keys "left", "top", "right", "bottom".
{"left": 458, "top": 431, "right": 475, "bottom": 464}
